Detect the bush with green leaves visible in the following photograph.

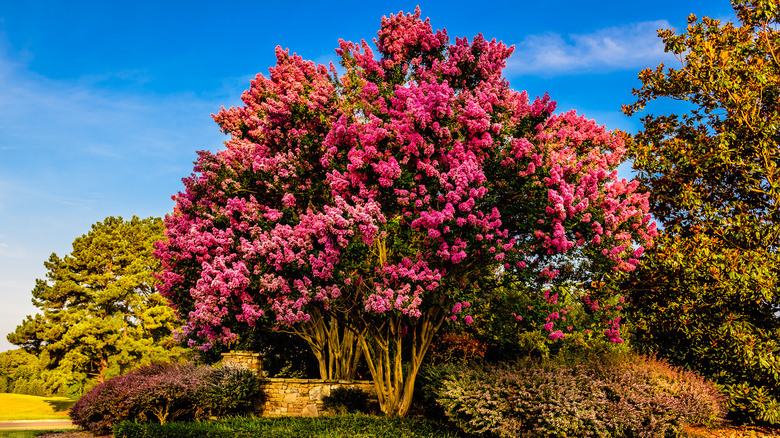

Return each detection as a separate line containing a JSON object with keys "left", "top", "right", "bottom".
{"left": 196, "top": 364, "right": 263, "bottom": 417}
{"left": 433, "top": 352, "right": 725, "bottom": 438}
{"left": 322, "top": 386, "right": 370, "bottom": 414}
{"left": 70, "top": 362, "right": 262, "bottom": 435}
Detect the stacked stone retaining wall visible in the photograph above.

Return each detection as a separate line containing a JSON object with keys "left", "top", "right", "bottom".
{"left": 220, "top": 350, "right": 262, "bottom": 374}
{"left": 259, "top": 378, "right": 376, "bottom": 417}
{"left": 220, "top": 350, "right": 376, "bottom": 416}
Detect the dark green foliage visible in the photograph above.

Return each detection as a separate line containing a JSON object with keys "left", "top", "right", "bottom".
{"left": 622, "top": 0, "right": 780, "bottom": 424}
{"left": 414, "top": 363, "right": 458, "bottom": 420}
{"left": 196, "top": 365, "right": 263, "bottom": 417}
{"left": 625, "top": 233, "right": 780, "bottom": 425}
{"left": 0, "top": 350, "right": 44, "bottom": 396}
{"left": 113, "top": 415, "right": 470, "bottom": 438}
{"left": 69, "top": 363, "right": 263, "bottom": 435}
{"left": 322, "top": 386, "right": 369, "bottom": 414}
{"left": 433, "top": 352, "right": 725, "bottom": 438}
{"left": 235, "top": 328, "right": 322, "bottom": 378}
{"left": 7, "top": 216, "right": 184, "bottom": 397}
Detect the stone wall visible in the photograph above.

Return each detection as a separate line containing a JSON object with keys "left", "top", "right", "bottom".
{"left": 259, "top": 378, "right": 376, "bottom": 417}
{"left": 221, "top": 350, "right": 262, "bottom": 374}
{"left": 220, "top": 350, "right": 376, "bottom": 417}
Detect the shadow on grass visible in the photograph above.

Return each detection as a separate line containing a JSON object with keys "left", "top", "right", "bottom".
{"left": 44, "top": 399, "right": 76, "bottom": 413}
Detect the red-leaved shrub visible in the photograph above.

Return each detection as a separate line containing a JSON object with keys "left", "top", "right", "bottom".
{"left": 69, "top": 363, "right": 261, "bottom": 435}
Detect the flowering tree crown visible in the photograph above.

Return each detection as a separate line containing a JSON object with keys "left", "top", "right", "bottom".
{"left": 155, "top": 7, "right": 656, "bottom": 351}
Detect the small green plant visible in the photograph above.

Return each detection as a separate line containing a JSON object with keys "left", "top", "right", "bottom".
{"left": 196, "top": 365, "right": 263, "bottom": 417}
{"left": 322, "top": 387, "right": 369, "bottom": 414}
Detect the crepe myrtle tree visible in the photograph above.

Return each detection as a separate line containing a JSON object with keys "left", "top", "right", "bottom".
{"left": 155, "top": 8, "right": 656, "bottom": 415}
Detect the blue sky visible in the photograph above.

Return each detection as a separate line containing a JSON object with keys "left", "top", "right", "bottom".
{"left": 0, "top": 0, "right": 736, "bottom": 352}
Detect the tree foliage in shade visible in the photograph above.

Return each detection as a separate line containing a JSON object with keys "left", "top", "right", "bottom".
{"left": 0, "top": 349, "right": 45, "bottom": 395}
{"left": 156, "top": 8, "right": 656, "bottom": 415}
{"left": 622, "top": 0, "right": 780, "bottom": 424}
{"left": 7, "top": 216, "right": 184, "bottom": 396}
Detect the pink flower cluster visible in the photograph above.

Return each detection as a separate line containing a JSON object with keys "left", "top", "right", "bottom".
{"left": 154, "top": 8, "right": 657, "bottom": 350}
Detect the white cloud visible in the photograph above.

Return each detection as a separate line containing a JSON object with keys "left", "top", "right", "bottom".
{"left": 507, "top": 20, "right": 677, "bottom": 76}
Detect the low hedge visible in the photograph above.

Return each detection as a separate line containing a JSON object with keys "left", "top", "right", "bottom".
{"left": 113, "top": 414, "right": 470, "bottom": 438}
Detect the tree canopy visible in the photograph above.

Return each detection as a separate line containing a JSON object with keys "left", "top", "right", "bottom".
{"left": 622, "top": 0, "right": 780, "bottom": 424}
{"left": 156, "top": 8, "right": 656, "bottom": 415}
{"left": 8, "top": 216, "right": 183, "bottom": 396}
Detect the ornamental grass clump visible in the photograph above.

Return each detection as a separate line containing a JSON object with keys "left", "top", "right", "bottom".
{"left": 196, "top": 364, "right": 263, "bottom": 418}
{"left": 434, "top": 352, "right": 725, "bottom": 438}
{"left": 70, "top": 362, "right": 262, "bottom": 435}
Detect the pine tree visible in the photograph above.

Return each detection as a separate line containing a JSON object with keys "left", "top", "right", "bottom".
{"left": 8, "top": 216, "right": 184, "bottom": 395}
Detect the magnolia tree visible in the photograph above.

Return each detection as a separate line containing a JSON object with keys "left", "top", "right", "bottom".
{"left": 156, "top": 8, "right": 657, "bottom": 415}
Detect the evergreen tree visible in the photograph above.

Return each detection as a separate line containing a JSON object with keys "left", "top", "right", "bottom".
{"left": 8, "top": 216, "right": 184, "bottom": 396}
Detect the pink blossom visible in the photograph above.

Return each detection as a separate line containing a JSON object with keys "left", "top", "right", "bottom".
{"left": 548, "top": 331, "right": 565, "bottom": 341}
{"left": 155, "top": 7, "right": 657, "bottom": 354}
{"left": 282, "top": 193, "right": 296, "bottom": 208}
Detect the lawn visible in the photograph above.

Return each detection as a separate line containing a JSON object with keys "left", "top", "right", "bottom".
{"left": 0, "top": 393, "right": 75, "bottom": 421}
{"left": 0, "top": 431, "right": 76, "bottom": 438}
{"left": 112, "top": 415, "right": 470, "bottom": 438}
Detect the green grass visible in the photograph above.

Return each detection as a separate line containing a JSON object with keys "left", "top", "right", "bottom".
{"left": 113, "top": 414, "right": 472, "bottom": 438}
{"left": 0, "top": 393, "right": 76, "bottom": 421}
{"left": 0, "top": 430, "right": 72, "bottom": 438}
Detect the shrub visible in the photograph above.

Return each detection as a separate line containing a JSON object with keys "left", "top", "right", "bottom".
{"left": 132, "top": 363, "right": 209, "bottom": 424}
{"left": 68, "top": 365, "right": 161, "bottom": 435}
{"left": 434, "top": 352, "right": 725, "bottom": 438}
{"left": 196, "top": 365, "right": 263, "bottom": 417}
{"left": 70, "top": 362, "right": 263, "bottom": 435}
{"left": 322, "top": 386, "right": 369, "bottom": 414}
{"left": 415, "top": 362, "right": 458, "bottom": 419}
{"left": 114, "top": 414, "right": 468, "bottom": 438}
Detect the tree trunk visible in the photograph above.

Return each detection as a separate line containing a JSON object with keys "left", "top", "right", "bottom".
{"left": 290, "top": 308, "right": 364, "bottom": 380}
{"left": 95, "top": 353, "right": 109, "bottom": 384}
{"left": 359, "top": 307, "right": 443, "bottom": 416}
